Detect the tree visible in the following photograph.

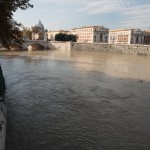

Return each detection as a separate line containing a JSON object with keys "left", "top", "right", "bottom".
{"left": 22, "top": 27, "right": 32, "bottom": 40}
{"left": 55, "top": 33, "right": 77, "bottom": 42}
{"left": 0, "top": 0, "right": 33, "bottom": 47}
{"left": 55, "top": 33, "right": 65, "bottom": 41}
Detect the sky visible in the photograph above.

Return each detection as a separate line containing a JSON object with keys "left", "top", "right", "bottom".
{"left": 13, "top": 0, "right": 150, "bottom": 31}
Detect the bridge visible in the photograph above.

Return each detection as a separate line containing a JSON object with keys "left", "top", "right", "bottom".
{"left": 23, "top": 40, "right": 49, "bottom": 50}
{"left": 23, "top": 40, "right": 72, "bottom": 51}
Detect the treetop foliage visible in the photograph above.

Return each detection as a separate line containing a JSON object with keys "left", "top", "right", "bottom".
{"left": 55, "top": 33, "right": 77, "bottom": 42}
{"left": 0, "top": 0, "right": 33, "bottom": 47}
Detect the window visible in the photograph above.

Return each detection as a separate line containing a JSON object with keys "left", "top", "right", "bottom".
{"left": 100, "top": 35, "right": 102, "bottom": 40}
{"left": 94, "top": 35, "right": 96, "bottom": 42}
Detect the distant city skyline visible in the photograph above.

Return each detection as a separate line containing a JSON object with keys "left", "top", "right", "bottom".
{"left": 13, "top": 0, "right": 150, "bottom": 30}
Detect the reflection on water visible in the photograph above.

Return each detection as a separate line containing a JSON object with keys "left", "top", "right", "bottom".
{"left": 1, "top": 50, "right": 150, "bottom": 81}
{"left": 0, "top": 50, "right": 150, "bottom": 150}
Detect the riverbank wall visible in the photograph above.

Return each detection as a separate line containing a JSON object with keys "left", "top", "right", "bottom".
{"left": 48, "top": 41, "right": 71, "bottom": 51}
{"left": 71, "top": 43, "right": 150, "bottom": 55}
{"left": 1, "top": 41, "right": 150, "bottom": 55}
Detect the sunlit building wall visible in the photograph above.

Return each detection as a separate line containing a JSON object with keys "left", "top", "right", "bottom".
{"left": 109, "top": 29, "right": 144, "bottom": 44}
{"left": 70, "top": 26, "right": 109, "bottom": 43}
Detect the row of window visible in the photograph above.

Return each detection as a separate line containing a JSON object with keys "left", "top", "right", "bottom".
{"left": 78, "top": 39, "right": 92, "bottom": 42}
{"left": 118, "top": 40, "right": 128, "bottom": 42}
{"left": 76, "top": 28, "right": 107, "bottom": 32}
{"left": 110, "top": 32, "right": 130, "bottom": 35}
{"left": 77, "top": 29, "right": 93, "bottom": 32}
{"left": 79, "top": 36, "right": 92, "bottom": 38}
{"left": 78, "top": 33, "right": 93, "bottom": 35}
{"left": 118, "top": 35, "right": 128, "bottom": 37}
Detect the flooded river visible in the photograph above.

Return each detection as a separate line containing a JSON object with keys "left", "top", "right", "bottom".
{"left": 0, "top": 50, "right": 150, "bottom": 150}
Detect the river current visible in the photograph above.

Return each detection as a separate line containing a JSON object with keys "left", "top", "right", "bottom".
{"left": 0, "top": 50, "right": 150, "bottom": 150}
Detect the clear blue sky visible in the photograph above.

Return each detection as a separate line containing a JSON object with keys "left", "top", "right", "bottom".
{"left": 13, "top": 0, "right": 150, "bottom": 31}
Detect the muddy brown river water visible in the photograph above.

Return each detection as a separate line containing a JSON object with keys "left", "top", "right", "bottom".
{"left": 0, "top": 50, "right": 150, "bottom": 150}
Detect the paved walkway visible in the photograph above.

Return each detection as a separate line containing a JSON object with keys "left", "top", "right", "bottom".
{"left": 0, "top": 100, "right": 6, "bottom": 150}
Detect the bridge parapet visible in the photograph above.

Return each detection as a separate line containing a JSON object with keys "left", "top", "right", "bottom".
{"left": 23, "top": 40, "right": 72, "bottom": 51}
{"left": 23, "top": 40, "right": 48, "bottom": 49}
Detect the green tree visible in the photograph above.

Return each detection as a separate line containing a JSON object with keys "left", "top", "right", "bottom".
{"left": 55, "top": 33, "right": 65, "bottom": 41}
{"left": 55, "top": 33, "right": 77, "bottom": 42}
{"left": 0, "top": 0, "right": 33, "bottom": 47}
{"left": 22, "top": 27, "right": 32, "bottom": 40}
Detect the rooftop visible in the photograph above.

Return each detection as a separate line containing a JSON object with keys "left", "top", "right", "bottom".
{"left": 36, "top": 20, "right": 44, "bottom": 28}
{"left": 71, "top": 26, "right": 108, "bottom": 30}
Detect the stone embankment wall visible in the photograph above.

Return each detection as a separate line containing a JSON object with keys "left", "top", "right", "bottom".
{"left": 48, "top": 41, "right": 71, "bottom": 51}
{"left": 71, "top": 43, "right": 150, "bottom": 55}
{"left": 1, "top": 41, "right": 150, "bottom": 55}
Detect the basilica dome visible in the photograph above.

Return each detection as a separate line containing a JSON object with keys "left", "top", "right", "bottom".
{"left": 36, "top": 20, "right": 44, "bottom": 28}
{"left": 32, "top": 20, "right": 45, "bottom": 40}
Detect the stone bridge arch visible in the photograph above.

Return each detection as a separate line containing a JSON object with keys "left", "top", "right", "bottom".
{"left": 23, "top": 40, "right": 48, "bottom": 50}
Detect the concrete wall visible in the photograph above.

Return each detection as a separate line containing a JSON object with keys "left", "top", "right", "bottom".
{"left": 71, "top": 43, "right": 150, "bottom": 55}
{"left": 48, "top": 41, "right": 71, "bottom": 51}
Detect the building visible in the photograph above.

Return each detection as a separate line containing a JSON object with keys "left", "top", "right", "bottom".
{"left": 143, "top": 30, "right": 150, "bottom": 45}
{"left": 47, "top": 30, "right": 70, "bottom": 41}
{"left": 31, "top": 20, "right": 45, "bottom": 40}
{"left": 70, "top": 26, "right": 109, "bottom": 43}
{"left": 109, "top": 29, "right": 144, "bottom": 44}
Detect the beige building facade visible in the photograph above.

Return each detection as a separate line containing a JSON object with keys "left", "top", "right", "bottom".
{"left": 70, "top": 26, "right": 109, "bottom": 43}
{"left": 109, "top": 29, "right": 144, "bottom": 44}
{"left": 143, "top": 30, "right": 150, "bottom": 45}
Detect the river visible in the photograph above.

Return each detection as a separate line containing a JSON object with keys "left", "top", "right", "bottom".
{"left": 0, "top": 50, "right": 150, "bottom": 150}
